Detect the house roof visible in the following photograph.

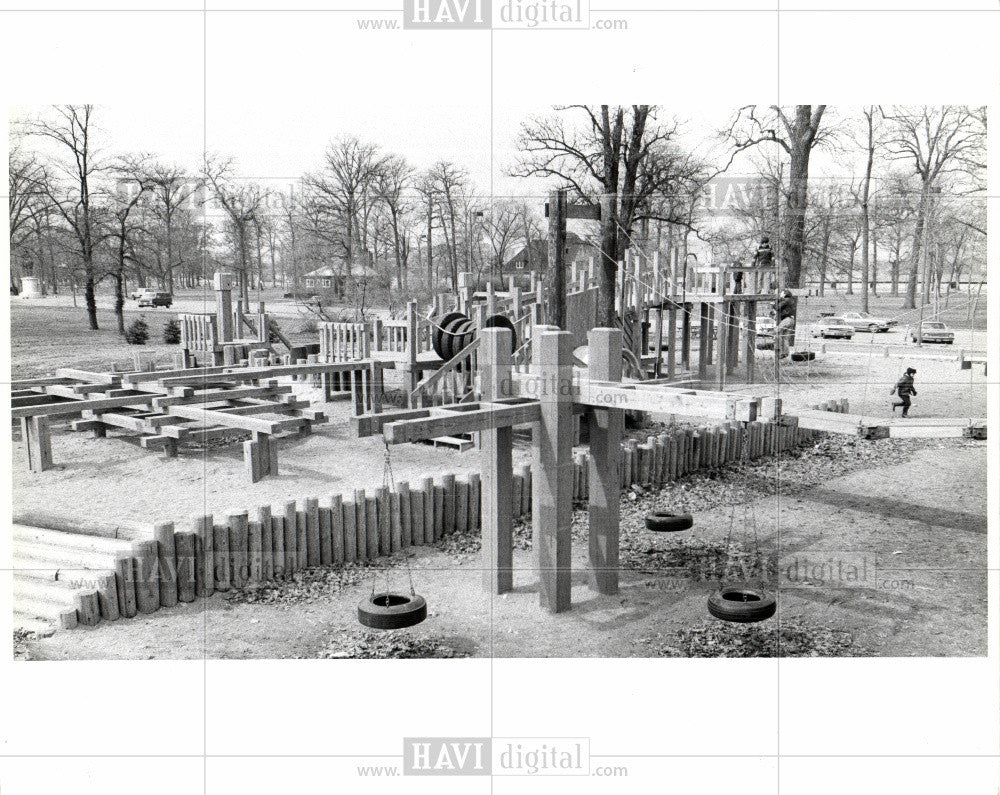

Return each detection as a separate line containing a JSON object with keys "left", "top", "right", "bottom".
{"left": 504, "top": 232, "right": 593, "bottom": 268}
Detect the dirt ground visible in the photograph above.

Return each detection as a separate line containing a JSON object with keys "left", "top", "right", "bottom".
{"left": 17, "top": 438, "right": 986, "bottom": 660}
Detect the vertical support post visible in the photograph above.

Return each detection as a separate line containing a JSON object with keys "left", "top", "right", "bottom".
{"left": 666, "top": 306, "right": 677, "bottom": 379}
{"left": 406, "top": 300, "right": 419, "bottom": 403}
{"left": 717, "top": 301, "right": 728, "bottom": 390}
{"left": 698, "top": 302, "right": 710, "bottom": 379}
{"left": 214, "top": 272, "right": 234, "bottom": 344}
{"left": 587, "top": 328, "right": 623, "bottom": 595}
{"left": 746, "top": 300, "right": 757, "bottom": 384}
{"left": 546, "top": 188, "right": 568, "bottom": 328}
{"left": 532, "top": 328, "right": 574, "bottom": 613}
{"left": 480, "top": 327, "right": 514, "bottom": 594}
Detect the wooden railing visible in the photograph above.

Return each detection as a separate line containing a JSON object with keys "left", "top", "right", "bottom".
{"left": 409, "top": 337, "right": 479, "bottom": 408}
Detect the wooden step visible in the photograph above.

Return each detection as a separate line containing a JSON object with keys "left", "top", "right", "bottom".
{"left": 14, "top": 573, "right": 107, "bottom": 626}
{"left": 13, "top": 525, "right": 135, "bottom": 555}
{"left": 12, "top": 599, "right": 78, "bottom": 630}
{"left": 426, "top": 435, "right": 475, "bottom": 452}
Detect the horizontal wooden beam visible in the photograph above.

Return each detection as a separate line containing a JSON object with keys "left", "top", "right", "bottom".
{"left": 11, "top": 394, "right": 155, "bottom": 420}
{"left": 54, "top": 368, "right": 121, "bottom": 385}
{"left": 509, "top": 372, "right": 759, "bottom": 421}
{"left": 163, "top": 404, "right": 295, "bottom": 435}
{"left": 794, "top": 409, "right": 986, "bottom": 439}
{"left": 382, "top": 401, "right": 542, "bottom": 444}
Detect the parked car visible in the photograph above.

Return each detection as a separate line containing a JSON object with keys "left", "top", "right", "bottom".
{"left": 811, "top": 317, "right": 854, "bottom": 339}
{"left": 130, "top": 287, "right": 151, "bottom": 300}
{"left": 837, "top": 311, "right": 894, "bottom": 333}
{"left": 905, "top": 320, "right": 955, "bottom": 344}
{"left": 754, "top": 316, "right": 776, "bottom": 349}
{"left": 138, "top": 291, "right": 173, "bottom": 308}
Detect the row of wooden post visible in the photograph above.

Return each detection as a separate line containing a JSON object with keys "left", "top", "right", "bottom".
{"left": 46, "top": 400, "right": 845, "bottom": 628}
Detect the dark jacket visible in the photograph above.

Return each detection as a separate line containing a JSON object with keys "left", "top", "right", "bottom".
{"left": 894, "top": 374, "right": 917, "bottom": 397}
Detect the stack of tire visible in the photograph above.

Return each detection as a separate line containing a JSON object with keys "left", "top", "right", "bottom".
{"left": 431, "top": 312, "right": 517, "bottom": 363}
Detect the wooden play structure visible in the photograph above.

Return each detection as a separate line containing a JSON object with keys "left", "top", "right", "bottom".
{"left": 178, "top": 272, "right": 295, "bottom": 366}
{"left": 354, "top": 325, "right": 771, "bottom": 612}
{"left": 13, "top": 383, "right": 828, "bottom": 633}
{"left": 10, "top": 360, "right": 379, "bottom": 482}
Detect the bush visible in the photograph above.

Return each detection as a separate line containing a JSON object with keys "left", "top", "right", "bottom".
{"left": 162, "top": 319, "right": 181, "bottom": 344}
{"left": 124, "top": 317, "right": 150, "bottom": 345}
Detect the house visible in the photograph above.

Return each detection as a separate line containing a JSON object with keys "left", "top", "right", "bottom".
{"left": 504, "top": 232, "right": 595, "bottom": 272}
{"left": 302, "top": 266, "right": 339, "bottom": 290}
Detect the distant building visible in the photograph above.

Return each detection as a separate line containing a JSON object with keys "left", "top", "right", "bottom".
{"left": 302, "top": 266, "right": 339, "bottom": 290}
{"left": 504, "top": 231, "right": 594, "bottom": 272}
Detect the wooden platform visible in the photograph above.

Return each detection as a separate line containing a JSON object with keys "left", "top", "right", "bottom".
{"left": 794, "top": 409, "right": 986, "bottom": 439}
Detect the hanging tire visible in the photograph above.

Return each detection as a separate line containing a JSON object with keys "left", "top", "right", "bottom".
{"left": 707, "top": 585, "right": 776, "bottom": 623}
{"left": 357, "top": 592, "right": 428, "bottom": 630}
{"left": 483, "top": 314, "right": 518, "bottom": 352}
{"left": 644, "top": 511, "right": 694, "bottom": 532}
{"left": 446, "top": 318, "right": 476, "bottom": 361}
{"left": 790, "top": 351, "right": 815, "bottom": 362}
{"left": 432, "top": 312, "right": 468, "bottom": 359}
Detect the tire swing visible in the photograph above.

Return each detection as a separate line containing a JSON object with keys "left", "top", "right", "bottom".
{"left": 707, "top": 424, "right": 776, "bottom": 624}
{"left": 357, "top": 442, "right": 428, "bottom": 631}
{"left": 645, "top": 511, "right": 694, "bottom": 532}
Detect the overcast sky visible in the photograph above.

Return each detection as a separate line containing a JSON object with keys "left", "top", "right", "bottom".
{"left": 13, "top": 103, "right": 823, "bottom": 199}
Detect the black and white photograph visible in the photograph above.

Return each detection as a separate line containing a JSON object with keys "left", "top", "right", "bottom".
{"left": 2, "top": 2, "right": 998, "bottom": 793}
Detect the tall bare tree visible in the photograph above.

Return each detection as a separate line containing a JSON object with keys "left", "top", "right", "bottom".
{"left": 725, "top": 105, "right": 831, "bottom": 289}
{"left": 144, "top": 163, "right": 202, "bottom": 294}
{"left": 204, "top": 158, "right": 263, "bottom": 303}
{"left": 374, "top": 154, "right": 414, "bottom": 290}
{"left": 30, "top": 105, "right": 106, "bottom": 328}
{"left": 883, "top": 105, "right": 986, "bottom": 308}
{"left": 515, "top": 105, "right": 702, "bottom": 325}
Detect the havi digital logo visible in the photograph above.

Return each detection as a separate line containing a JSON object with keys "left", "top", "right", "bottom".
{"left": 404, "top": 737, "right": 491, "bottom": 775}
{"left": 403, "top": 0, "right": 491, "bottom": 28}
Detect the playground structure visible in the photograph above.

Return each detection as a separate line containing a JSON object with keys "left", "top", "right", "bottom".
{"left": 10, "top": 360, "right": 378, "bottom": 482}
{"left": 12, "top": 378, "right": 831, "bottom": 632}
{"left": 177, "top": 272, "right": 299, "bottom": 367}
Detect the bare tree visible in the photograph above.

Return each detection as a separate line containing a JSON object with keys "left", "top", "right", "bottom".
{"left": 9, "top": 144, "right": 48, "bottom": 292}
{"left": 427, "top": 161, "right": 468, "bottom": 289}
{"left": 304, "top": 136, "right": 385, "bottom": 279}
{"left": 374, "top": 154, "right": 415, "bottom": 290}
{"left": 29, "top": 105, "right": 106, "bottom": 328}
{"left": 204, "top": 157, "right": 264, "bottom": 304}
{"left": 883, "top": 105, "right": 986, "bottom": 308}
{"left": 144, "top": 163, "right": 202, "bottom": 294}
{"left": 725, "top": 105, "right": 831, "bottom": 288}
{"left": 515, "top": 105, "right": 702, "bottom": 325}
{"left": 105, "top": 159, "right": 151, "bottom": 333}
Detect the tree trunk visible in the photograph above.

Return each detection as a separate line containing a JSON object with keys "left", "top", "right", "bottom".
{"left": 904, "top": 184, "right": 929, "bottom": 310}
{"left": 597, "top": 193, "right": 620, "bottom": 327}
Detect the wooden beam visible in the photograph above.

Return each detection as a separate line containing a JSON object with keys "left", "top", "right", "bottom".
{"left": 533, "top": 329, "right": 574, "bottom": 613}
{"left": 480, "top": 327, "right": 514, "bottom": 594}
{"left": 164, "top": 404, "right": 306, "bottom": 435}
{"left": 587, "top": 328, "right": 623, "bottom": 596}
{"left": 11, "top": 393, "right": 155, "bottom": 420}
{"left": 382, "top": 401, "right": 541, "bottom": 445}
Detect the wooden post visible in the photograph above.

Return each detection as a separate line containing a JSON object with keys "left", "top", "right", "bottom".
{"left": 546, "top": 188, "right": 568, "bottom": 328}
{"left": 480, "top": 327, "right": 514, "bottom": 594}
{"left": 343, "top": 500, "right": 357, "bottom": 563}
{"left": 21, "top": 416, "right": 54, "bottom": 472}
{"left": 282, "top": 500, "right": 297, "bottom": 574}
{"left": 153, "top": 521, "right": 177, "bottom": 608}
{"left": 376, "top": 487, "right": 391, "bottom": 555}
{"left": 330, "top": 495, "right": 344, "bottom": 563}
{"left": 194, "top": 514, "right": 214, "bottom": 597}
{"left": 132, "top": 539, "right": 160, "bottom": 613}
{"left": 305, "top": 497, "right": 320, "bottom": 567}
{"left": 698, "top": 302, "right": 710, "bottom": 378}
{"left": 174, "top": 531, "right": 197, "bottom": 603}
{"left": 681, "top": 302, "right": 691, "bottom": 368}
{"left": 442, "top": 474, "right": 456, "bottom": 535}
{"left": 365, "top": 496, "right": 378, "bottom": 558}
{"left": 248, "top": 519, "right": 263, "bottom": 585}
{"left": 746, "top": 301, "right": 757, "bottom": 384}
{"left": 259, "top": 505, "right": 274, "bottom": 581}
{"left": 228, "top": 512, "right": 249, "bottom": 588}
{"left": 588, "top": 328, "right": 623, "bottom": 595}
{"left": 532, "top": 328, "right": 574, "bottom": 612}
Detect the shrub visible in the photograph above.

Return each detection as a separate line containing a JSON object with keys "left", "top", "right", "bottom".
{"left": 162, "top": 319, "right": 181, "bottom": 344}
{"left": 124, "top": 317, "right": 150, "bottom": 345}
